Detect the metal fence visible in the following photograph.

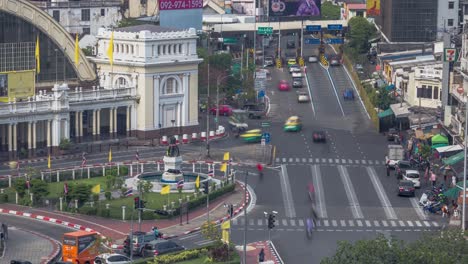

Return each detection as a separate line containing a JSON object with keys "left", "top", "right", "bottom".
{"left": 0, "top": 42, "right": 35, "bottom": 73}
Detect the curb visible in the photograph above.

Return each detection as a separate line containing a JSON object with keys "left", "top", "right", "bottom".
{"left": 268, "top": 240, "right": 284, "bottom": 264}
{"left": 16, "top": 227, "right": 62, "bottom": 264}
{"left": 0, "top": 182, "right": 252, "bottom": 250}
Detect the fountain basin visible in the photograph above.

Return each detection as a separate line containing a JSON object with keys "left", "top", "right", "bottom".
{"left": 125, "top": 171, "right": 219, "bottom": 192}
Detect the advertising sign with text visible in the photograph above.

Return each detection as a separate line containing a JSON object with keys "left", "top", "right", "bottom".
{"left": 366, "top": 0, "right": 380, "bottom": 16}
{"left": 159, "top": 0, "right": 203, "bottom": 11}
{"left": 269, "top": 0, "right": 321, "bottom": 17}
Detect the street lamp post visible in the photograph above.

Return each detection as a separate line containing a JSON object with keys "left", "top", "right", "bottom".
{"left": 463, "top": 97, "right": 467, "bottom": 231}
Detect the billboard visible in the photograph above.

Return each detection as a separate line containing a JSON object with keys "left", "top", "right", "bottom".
{"left": 160, "top": 9, "right": 203, "bottom": 30}
{"left": 269, "top": 0, "right": 321, "bottom": 17}
{"left": 0, "top": 70, "right": 35, "bottom": 103}
{"left": 159, "top": 0, "right": 203, "bottom": 10}
{"left": 366, "top": 0, "right": 380, "bottom": 16}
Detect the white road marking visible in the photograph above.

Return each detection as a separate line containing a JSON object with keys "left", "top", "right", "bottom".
{"left": 357, "top": 220, "right": 363, "bottom": 227}
{"left": 366, "top": 167, "right": 398, "bottom": 219}
{"left": 232, "top": 218, "right": 238, "bottom": 225}
{"left": 410, "top": 197, "right": 428, "bottom": 220}
{"left": 332, "top": 220, "right": 338, "bottom": 227}
{"left": 311, "top": 165, "right": 328, "bottom": 218}
{"left": 282, "top": 219, "right": 288, "bottom": 226}
{"left": 280, "top": 165, "right": 296, "bottom": 218}
{"left": 325, "top": 69, "right": 345, "bottom": 116}
{"left": 322, "top": 158, "right": 326, "bottom": 163}
{"left": 423, "top": 221, "right": 431, "bottom": 227}
{"left": 249, "top": 219, "right": 254, "bottom": 225}
{"left": 282, "top": 158, "right": 286, "bottom": 163}
{"left": 298, "top": 219, "right": 304, "bottom": 226}
{"left": 340, "top": 220, "right": 346, "bottom": 227}
{"left": 361, "top": 160, "right": 366, "bottom": 164}
{"left": 368, "top": 160, "right": 373, "bottom": 165}
{"left": 348, "top": 220, "right": 354, "bottom": 227}
{"left": 289, "top": 158, "right": 293, "bottom": 162}
{"left": 374, "top": 220, "right": 380, "bottom": 227}
{"left": 324, "top": 220, "right": 330, "bottom": 227}
{"left": 335, "top": 159, "right": 340, "bottom": 163}
{"left": 290, "top": 219, "right": 296, "bottom": 226}
{"left": 390, "top": 221, "right": 397, "bottom": 227}
{"left": 302, "top": 158, "right": 307, "bottom": 163}
{"left": 295, "top": 158, "right": 300, "bottom": 162}
{"left": 398, "top": 220, "right": 405, "bottom": 227}
{"left": 338, "top": 165, "right": 364, "bottom": 219}
{"left": 432, "top": 221, "right": 439, "bottom": 227}
{"left": 415, "top": 221, "right": 422, "bottom": 227}
{"left": 365, "top": 220, "right": 371, "bottom": 227}
{"left": 355, "top": 160, "right": 360, "bottom": 164}
{"left": 316, "top": 158, "right": 320, "bottom": 163}
{"left": 309, "top": 158, "right": 313, "bottom": 163}
{"left": 329, "top": 159, "right": 333, "bottom": 163}
{"left": 407, "top": 221, "right": 414, "bottom": 227}
{"left": 382, "top": 220, "right": 389, "bottom": 227}
{"left": 342, "top": 159, "right": 346, "bottom": 164}
{"left": 375, "top": 160, "right": 380, "bottom": 165}
{"left": 258, "top": 219, "right": 263, "bottom": 226}
{"left": 178, "top": 233, "right": 200, "bottom": 240}
{"left": 276, "top": 158, "right": 280, "bottom": 163}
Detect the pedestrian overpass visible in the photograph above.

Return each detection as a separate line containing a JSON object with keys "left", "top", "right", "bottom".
{"left": 203, "top": 18, "right": 348, "bottom": 33}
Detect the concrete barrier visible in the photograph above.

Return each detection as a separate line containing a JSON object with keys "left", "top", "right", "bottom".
{"left": 209, "top": 131, "right": 215, "bottom": 138}
{"left": 191, "top": 132, "right": 198, "bottom": 141}
{"left": 182, "top": 134, "right": 189, "bottom": 144}
{"left": 174, "top": 135, "right": 179, "bottom": 144}
{"left": 201, "top": 131, "right": 207, "bottom": 141}
{"left": 161, "top": 136, "right": 168, "bottom": 145}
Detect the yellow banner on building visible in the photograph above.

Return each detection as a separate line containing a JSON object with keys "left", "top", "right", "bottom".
{"left": 0, "top": 70, "right": 35, "bottom": 103}
{"left": 366, "top": 0, "right": 380, "bottom": 16}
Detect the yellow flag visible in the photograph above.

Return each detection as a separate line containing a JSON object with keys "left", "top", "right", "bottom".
{"left": 195, "top": 175, "right": 200, "bottom": 188}
{"left": 35, "top": 36, "right": 40, "bottom": 74}
{"left": 107, "top": 31, "right": 114, "bottom": 66}
{"left": 74, "top": 33, "right": 79, "bottom": 66}
{"left": 220, "top": 163, "right": 227, "bottom": 172}
{"left": 91, "top": 184, "right": 101, "bottom": 194}
{"left": 221, "top": 220, "right": 231, "bottom": 229}
{"left": 221, "top": 229, "right": 229, "bottom": 244}
{"left": 160, "top": 185, "right": 170, "bottom": 195}
{"left": 47, "top": 154, "right": 51, "bottom": 169}
{"left": 223, "top": 152, "right": 230, "bottom": 161}
{"left": 108, "top": 148, "right": 112, "bottom": 162}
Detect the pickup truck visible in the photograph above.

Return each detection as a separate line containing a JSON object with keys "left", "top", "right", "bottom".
{"left": 241, "top": 103, "right": 266, "bottom": 119}
{"left": 385, "top": 145, "right": 405, "bottom": 168}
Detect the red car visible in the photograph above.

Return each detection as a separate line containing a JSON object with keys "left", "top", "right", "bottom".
{"left": 209, "top": 105, "right": 233, "bottom": 116}
{"left": 278, "top": 80, "right": 291, "bottom": 91}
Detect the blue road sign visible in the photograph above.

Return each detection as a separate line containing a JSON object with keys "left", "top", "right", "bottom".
{"left": 324, "top": 38, "right": 344, "bottom": 44}
{"left": 305, "top": 38, "right": 321, "bottom": 45}
{"left": 327, "top": 24, "right": 343, "bottom": 31}
{"left": 262, "top": 132, "right": 271, "bottom": 144}
{"left": 306, "top": 25, "right": 321, "bottom": 32}
{"left": 258, "top": 90, "right": 265, "bottom": 98}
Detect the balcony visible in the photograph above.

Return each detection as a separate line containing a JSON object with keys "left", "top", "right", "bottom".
{"left": 68, "top": 86, "right": 136, "bottom": 102}
{"left": 451, "top": 83, "right": 467, "bottom": 103}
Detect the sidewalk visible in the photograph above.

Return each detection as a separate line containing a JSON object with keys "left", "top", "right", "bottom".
{"left": 240, "top": 241, "right": 282, "bottom": 264}
{"left": 0, "top": 182, "right": 246, "bottom": 243}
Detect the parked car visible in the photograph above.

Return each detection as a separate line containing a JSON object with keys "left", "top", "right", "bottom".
{"left": 287, "top": 39, "right": 296, "bottom": 49}
{"left": 264, "top": 56, "right": 274, "bottom": 67}
{"left": 123, "top": 232, "right": 157, "bottom": 256}
{"left": 308, "top": 56, "right": 318, "bottom": 63}
{"left": 398, "top": 180, "right": 415, "bottom": 197}
{"left": 278, "top": 80, "right": 291, "bottom": 91}
{"left": 403, "top": 170, "right": 421, "bottom": 188}
{"left": 297, "top": 92, "right": 310, "bottom": 102}
{"left": 312, "top": 131, "right": 326, "bottom": 142}
{"left": 293, "top": 77, "right": 303, "bottom": 88}
{"left": 209, "top": 105, "right": 233, "bottom": 116}
{"left": 395, "top": 160, "right": 418, "bottom": 179}
{"left": 387, "top": 128, "right": 399, "bottom": 141}
{"left": 94, "top": 253, "right": 130, "bottom": 264}
{"left": 140, "top": 240, "right": 185, "bottom": 258}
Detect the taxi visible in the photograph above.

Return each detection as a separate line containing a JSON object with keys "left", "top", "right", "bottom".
{"left": 239, "top": 129, "right": 263, "bottom": 143}
{"left": 287, "top": 58, "right": 297, "bottom": 66}
{"left": 284, "top": 116, "right": 302, "bottom": 132}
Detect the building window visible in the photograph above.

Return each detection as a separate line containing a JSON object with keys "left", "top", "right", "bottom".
{"left": 117, "top": 77, "right": 127, "bottom": 87}
{"left": 101, "top": 9, "right": 105, "bottom": 16}
{"left": 131, "top": 45, "right": 134, "bottom": 54}
{"left": 433, "top": 86, "right": 439, "bottom": 100}
{"left": 81, "top": 9, "right": 90, "bottom": 21}
{"left": 448, "top": 19, "right": 454, "bottom": 27}
{"left": 356, "top": 11, "right": 364, "bottom": 17}
{"left": 449, "top": 1, "right": 454, "bottom": 9}
{"left": 52, "top": 10, "right": 60, "bottom": 22}
{"left": 82, "top": 28, "right": 90, "bottom": 35}
{"left": 417, "top": 85, "right": 433, "bottom": 99}
{"left": 166, "top": 78, "right": 175, "bottom": 94}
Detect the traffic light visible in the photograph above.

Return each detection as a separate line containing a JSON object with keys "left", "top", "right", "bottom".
{"left": 134, "top": 197, "right": 140, "bottom": 209}
{"left": 203, "top": 181, "right": 209, "bottom": 194}
{"left": 268, "top": 214, "right": 276, "bottom": 229}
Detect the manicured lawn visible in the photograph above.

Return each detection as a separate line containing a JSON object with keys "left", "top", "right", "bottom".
{"left": 46, "top": 177, "right": 108, "bottom": 198}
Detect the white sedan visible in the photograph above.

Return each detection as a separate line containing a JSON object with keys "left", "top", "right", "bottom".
{"left": 403, "top": 170, "right": 421, "bottom": 188}
{"left": 94, "top": 253, "right": 130, "bottom": 264}
{"left": 297, "top": 92, "right": 310, "bottom": 103}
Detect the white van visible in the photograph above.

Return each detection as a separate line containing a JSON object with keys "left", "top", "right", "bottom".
{"left": 291, "top": 72, "right": 303, "bottom": 78}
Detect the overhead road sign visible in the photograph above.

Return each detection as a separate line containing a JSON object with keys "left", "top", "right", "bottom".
{"left": 327, "top": 24, "right": 343, "bottom": 31}
{"left": 305, "top": 38, "right": 321, "bottom": 45}
{"left": 220, "top": 37, "right": 238, "bottom": 44}
{"left": 306, "top": 25, "right": 321, "bottom": 32}
{"left": 324, "top": 38, "right": 344, "bottom": 44}
{"left": 258, "top": 27, "right": 273, "bottom": 35}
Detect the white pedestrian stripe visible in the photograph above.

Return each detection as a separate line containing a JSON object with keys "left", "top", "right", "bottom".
{"left": 361, "top": 160, "right": 366, "bottom": 164}
{"left": 340, "top": 220, "right": 346, "bottom": 227}
{"left": 282, "top": 219, "right": 288, "bottom": 226}
{"left": 432, "top": 221, "right": 439, "bottom": 227}
{"left": 390, "top": 221, "right": 397, "bottom": 227}
{"left": 415, "top": 221, "right": 422, "bottom": 227}
{"left": 375, "top": 160, "right": 380, "bottom": 165}
{"left": 316, "top": 158, "right": 320, "bottom": 163}
{"left": 399, "top": 221, "right": 405, "bottom": 227}
{"left": 355, "top": 160, "right": 360, "bottom": 164}
{"left": 407, "top": 221, "right": 414, "bottom": 227}
{"left": 365, "top": 220, "right": 371, "bottom": 227}
{"left": 368, "top": 160, "right": 373, "bottom": 165}
{"left": 240, "top": 218, "right": 245, "bottom": 225}
{"left": 309, "top": 158, "right": 313, "bottom": 163}
{"left": 282, "top": 158, "right": 286, "bottom": 163}
{"left": 338, "top": 165, "right": 364, "bottom": 219}
{"left": 423, "top": 221, "right": 431, "bottom": 227}
{"left": 276, "top": 158, "right": 280, "bottom": 163}
{"left": 298, "top": 219, "right": 304, "bottom": 226}
{"left": 324, "top": 220, "right": 330, "bottom": 227}
{"left": 382, "top": 220, "right": 389, "bottom": 227}
{"left": 342, "top": 159, "right": 346, "bottom": 164}
{"left": 258, "top": 219, "right": 263, "bottom": 226}
{"left": 310, "top": 165, "right": 328, "bottom": 219}
{"left": 335, "top": 159, "right": 340, "bottom": 164}
{"left": 328, "top": 159, "right": 333, "bottom": 163}
{"left": 348, "top": 220, "right": 354, "bottom": 227}
{"left": 289, "top": 158, "right": 293, "bottom": 162}
{"left": 280, "top": 165, "right": 296, "bottom": 218}
{"left": 374, "top": 220, "right": 380, "bottom": 227}
{"left": 233, "top": 219, "right": 238, "bottom": 225}
{"left": 357, "top": 220, "right": 363, "bottom": 227}
{"left": 249, "top": 219, "right": 254, "bottom": 225}
{"left": 302, "top": 158, "right": 307, "bottom": 163}
{"left": 332, "top": 220, "right": 338, "bottom": 227}
{"left": 410, "top": 198, "right": 428, "bottom": 220}
{"left": 290, "top": 219, "right": 296, "bottom": 226}
{"left": 295, "top": 158, "right": 300, "bottom": 162}
{"left": 366, "top": 167, "right": 398, "bottom": 220}
{"left": 322, "top": 158, "right": 326, "bottom": 163}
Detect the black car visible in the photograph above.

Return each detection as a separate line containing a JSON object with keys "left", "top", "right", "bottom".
{"left": 387, "top": 128, "right": 399, "bottom": 141}
{"left": 395, "top": 160, "right": 418, "bottom": 179}
{"left": 398, "top": 180, "right": 415, "bottom": 197}
{"left": 312, "top": 131, "right": 326, "bottom": 142}
{"left": 140, "top": 240, "right": 185, "bottom": 258}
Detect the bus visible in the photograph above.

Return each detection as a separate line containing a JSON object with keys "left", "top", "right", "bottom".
{"left": 62, "top": 231, "right": 100, "bottom": 264}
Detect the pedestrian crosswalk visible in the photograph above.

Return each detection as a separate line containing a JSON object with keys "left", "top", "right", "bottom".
{"left": 275, "top": 157, "right": 385, "bottom": 166}
{"left": 231, "top": 217, "right": 441, "bottom": 230}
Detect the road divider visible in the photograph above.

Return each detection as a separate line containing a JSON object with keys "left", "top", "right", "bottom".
{"left": 325, "top": 69, "right": 346, "bottom": 117}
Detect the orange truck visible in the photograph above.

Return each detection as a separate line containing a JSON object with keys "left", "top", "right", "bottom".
{"left": 62, "top": 230, "right": 100, "bottom": 264}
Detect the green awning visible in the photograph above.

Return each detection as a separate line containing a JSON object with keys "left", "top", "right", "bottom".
{"left": 378, "top": 108, "right": 394, "bottom": 118}
{"left": 443, "top": 187, "right": 461, "bottom": 199}
{"left": 432, "top": 134, "right": 449, "bottom": 145}
{"left": 443, "top": 151, "right": 465, "bottom": 166}
{"left": 431, "top": 143, "right": 448, "bottom": 149}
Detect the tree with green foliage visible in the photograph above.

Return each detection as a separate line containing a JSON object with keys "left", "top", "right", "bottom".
{"left": 30, "top": 179, "right": 49, "bottom": 201}
{"left": 201, "top": 221, "right": 221, "bottom": 241}
{"left": 322, "top": 230, "right": 468, "bottom": 264}
{"left": 69, "top": 183, "right": 91, "bottom": 206}
{"left": 13, "top": 178, "right": 27, "bottom": 198}
{"left": 347, "top": 16, "right": 375, "bottom": 54}
{"left": 375, "top": 86, "right": 396, "bottom": 110}
{"left": 321, "top": 1, "right": 341, "bottom": 20}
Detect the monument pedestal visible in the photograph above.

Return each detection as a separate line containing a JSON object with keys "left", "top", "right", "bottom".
{"left": 161, "top": 156, "right": 183, "bottom": 183}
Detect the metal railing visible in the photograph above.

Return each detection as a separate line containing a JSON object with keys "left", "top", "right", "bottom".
{"left": 31, "top": 0, "right": 121, "bottom": 9}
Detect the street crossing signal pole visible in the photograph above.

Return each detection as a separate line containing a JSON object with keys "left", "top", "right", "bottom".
{"left": 243, "top": 170, "right": 248, "bottom": 264}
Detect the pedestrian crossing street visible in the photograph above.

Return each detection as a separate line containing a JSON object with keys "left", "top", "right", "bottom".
{"left": 275, "top": 157, "right": 386, "bottom": 166}
{"left": 231, "top": 217, "right": 441, "bottom": 231}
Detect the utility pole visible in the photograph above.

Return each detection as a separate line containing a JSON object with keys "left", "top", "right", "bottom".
{"left": 243, "top": 170, "right": 248, "bottom": 264}
{"left": 206, "top": 30, "right": 211, "bottom": 158}
{"left": 463, "top": 98, "right": 467, "bottom": 231}
{"left": 441, "top": 32, "right": 452, "bottom": 123}
{"left": 300, "top": 20, "right": 304, "bottom": 58}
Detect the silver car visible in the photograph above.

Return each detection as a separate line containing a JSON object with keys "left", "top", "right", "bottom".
{"left": 293, "top": 77, "right": 303, "bottom": 88}
{"left": 264, "top": 56, "right": 274, "bottom": 67}
{"left": 308, "top": 56, "right": 318, "bottom": 63}
{"left": 297, "top": 92, "right": 310, "bottom": 102}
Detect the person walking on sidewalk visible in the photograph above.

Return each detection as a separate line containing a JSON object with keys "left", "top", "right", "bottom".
{"left": 452, "top": 175, "right": 457, "bottom": 188}
{"left": 430, "top": 170, "right": 437, "bottom": 187}
{"left": 258, "top": 248, "right": 265, "bottom": 262}
{"left": 386, "top": 165, "right": 390, "bottom": 177}
{"left": 152, "top": 226, "right": 160, "bottom": 239}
